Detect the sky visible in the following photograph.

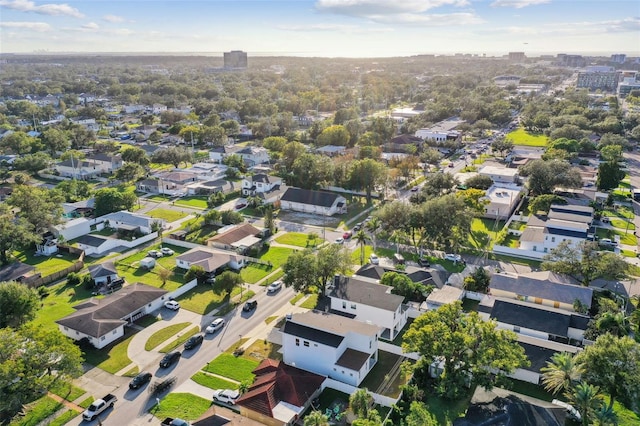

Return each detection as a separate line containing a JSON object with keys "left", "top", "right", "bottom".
{"left": 0, "top": 0, "right": 639, "bottom": 57}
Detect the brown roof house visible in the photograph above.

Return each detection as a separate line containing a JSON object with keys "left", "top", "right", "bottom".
{"left": 56, "top": 283, "right": 168, "bottom": 349}
{"left": 207, "top": 223, "right": 263, "bottom": 253}
{"left": 235, "top": 359, "right": 325, "bottom": 426}
{"left": 175, "top": 247, "right": 247, "bottom": 274}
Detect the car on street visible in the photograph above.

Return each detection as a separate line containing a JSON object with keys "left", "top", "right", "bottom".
{"left": 212, "top": 389, "right": 240, "bottom": 405}
{"left": 444, "top": 253, "right": 462, "bottom": 262}
{"left": 164, "top": 300, "right": 180, "bottom": 310}
{"left": 267, "top": 281, "right": 282, "bottom": 293}
{"left": 411, "top": 186, "right": 419, "bottom": 192}
{"left": 235, "top": 203, "right": 246, "bottom": 209}
{"left": 243, "top": 300, "right": 258, "bottom": 312}
{"left": 343, "top": 231, "right": 353, "bottom": 239}
{"left": 369, "top": 254, "right": 379, "bottom": 265}
{"left": 160, "top": 247, "right": 175, "bottom": 256}
{"left": 601, "top": 216, "right": 610, "bottom": 223}
{"left": 159, "top": 351, "right": 181, "bottom": 368}
{"left": 148, "top": 250, "right": 163, "bottom": 258}
{"left": 128, "top": 372, "right": 152, "bottom": 390}
{"left": 353, "top": 224, "right": 361, "bottom": 231}
{"left": 418, "top": 257, "right": 431, "bottom": 267}
{"left": 205, "top": 318, "right": 225, "bottom": 333}
{"left": 335, "top": 237, "right": 344, "bottom": 244}
{"left": 184, "top": 334, "right": 204, "bottom": 350}
{"left": 448, "top": 162, "right": 455, "bottom": 168}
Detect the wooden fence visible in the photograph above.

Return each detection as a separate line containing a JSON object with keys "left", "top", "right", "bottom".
{"left": 28, "top": 246, "right": 85, "bottom": 288}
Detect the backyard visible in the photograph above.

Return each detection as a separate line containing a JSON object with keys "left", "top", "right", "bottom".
{"left": 505, "top": 127, "right": 549, "bottom": 147}
{"left": 359, "top": 351, "right": 411, "bottom": 398}
{"left": 151, "top": 393, "right": 212, "bottom": 423}
{"left": 147, "top": 207, "right": 190, "bottom": 223}
{"left": 12, "top": 250, "right": 79, "bottom": 277}
{"left": 468, "top": 218, "right": 505, "bottom": 250}
{"left": 115, "top": 243, "right": 189, "bottom": 291}
{"left": 29, "top": 280, "right": 97, "bottom": 332}
{"left": 240, "top": 246, "right": 296, "bottom": 284}
{"left": 275, "top": 232, "right": 323, "bottom": 248}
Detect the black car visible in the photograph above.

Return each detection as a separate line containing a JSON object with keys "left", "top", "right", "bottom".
{"left": 418, "top": 257, "right": 431, "bottom": 267}
{"left": 184, "top": 334, "right": 204, "bottom": 350}
{"left": 129, "top": 372, "right": 152, "bottom": 390}
{"left": 243, "top": 300, "right": 258, "bottom": 312}
{"left": 159, "top": 351, "right": 181, "bottom": 368}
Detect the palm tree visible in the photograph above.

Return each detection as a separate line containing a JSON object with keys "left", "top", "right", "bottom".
{"left": 540, "top": 352, "right": 584, "bottom": 396}
{"left": 303, "top": 410, "right": 329, "bottom": 426}
{"left": 390, "top": 229, "right": 405, "bottom": 254}
{"left": 571, "top": 382, "right": 605, "bottom": 426}
{"left": 365, "top": 217, "right": 381, "bottom": 251}
{"left": 349, "top": 388, "right": 373, "bottom": 419}
{"left": 593, "top": 404, "right": 617, "bottom": 426}
{"left": 354, "top": 229, "right": 368, "bottom": 265}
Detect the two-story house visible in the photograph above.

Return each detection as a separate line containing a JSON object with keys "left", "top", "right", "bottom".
{"left": 329, "top": 275, "right": 407, "bottom": 341}
{"left": 241, "top": 174, "right": 287, "bottom": 204}
{"left": 520, "top": 204, "right": 594, "bottom": 255}
{"left": 282, "top": 310, "right": 380, "bottom": 386}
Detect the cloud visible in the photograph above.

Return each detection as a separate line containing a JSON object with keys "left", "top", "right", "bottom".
{"left": 277, "top": 23, "right": 392, "bottom": 33}
{"left": 0, "top": 21, "right": 51, "bottom": 31}
{"left": 478, "top": 17, "right": 640, "bottom": 37}
{"left": 81, "top": 22, "right": 99, "bottom": 30}
{"left": 102, "top": 14, "right": 125, "bottom": 23}
{"left": 490, "top": 0, "right": 551, "bottom": 8}
{"left": 0, "top": 0, "right": 84, "bottom": 18}
{"left": 365, "top": 12, "right": 482, "bottom": 25}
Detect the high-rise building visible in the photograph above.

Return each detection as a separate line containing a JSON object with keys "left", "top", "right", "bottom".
{"left": 223, "top": 50, "right": 248, "bottom": 69}
{"left": 577, "top": 69, "right": 620, "bottom": 92}
{"left": 508, "top": 52, "right": 526, "bottom": 62}
{"left": 611, "top": 54, "right": 627, "bottom": 64}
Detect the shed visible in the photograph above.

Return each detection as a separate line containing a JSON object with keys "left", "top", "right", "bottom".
{"left": 139, "top": 257, "right": 156, "bottom": 270}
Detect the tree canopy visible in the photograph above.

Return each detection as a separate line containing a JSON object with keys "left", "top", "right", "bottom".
{"left": 519, "top": 159, "right": 582, "bottom": 195}
{"left": 0, "top": 281, "right": 40, "bottom": 328}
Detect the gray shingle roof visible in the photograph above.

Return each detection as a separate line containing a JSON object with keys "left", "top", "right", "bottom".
{"left": 330, "top": 275, "right": 404, "bottom": 311}
{"left": 88, "top": 261, "right": 117, "bottom": 278}
{"left": 281, "top": 188, "right": 341, "bottom": 208}
{"left": 490, "top": 271, "right": 592, "bottom": 308}
{"left": 490, "top": 300, "right": 571, "bottom": 337}
{"left": 76, "top": 234, "right": 109, "bottom": 247}
{"left": 282, "top": 321, "right": 344, "bottom": 347}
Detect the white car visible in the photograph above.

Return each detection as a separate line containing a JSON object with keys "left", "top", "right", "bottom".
{"left": 160, "top": 247, "right": 175, "bottom": 256}
{"left": 369, "top": 254, "right": 379, "bottom": 265}
{"left": 444, "top": 253, "right": 462, "bottom": 262}
{"left": 335, "top": 238, "right": 344, "bottom": 244}
{"left": 164, "top": 300, "right": 180, "bottom": 310}
{"left": 267, "top": 281, "right": 282, "bottom": 293}
{"left": 205, "top": 318, "right": 225, "bottom": 334}
{"left": 148, "top": 250, "right": 163, "bottom": 258}
{"left": 212, "top": 389, "right": 240, "bottom": 405}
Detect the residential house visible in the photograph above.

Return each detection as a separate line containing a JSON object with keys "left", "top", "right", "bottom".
{"left": 237, "top": 146, "right": 270, "bottom": 167}
{"left": 143, "top": 171, "right": 199, "bottom": 195}
{"left": 88, "top": 261, "right": 120, "bottom": 286}
{"left": 505, "top": 147, "right": 544, "bottom": 167}
{"left": 75, "top": 235, "right": 112, "bottom": 256}
{"left": 490, "top": 270, "right": 592, "bottom": 312}
{"left": 414, "top": 118, "right": 464, "bottom": 143}
{"left": 384, "top": 134, "right": 423, "bottom": 153}
{"left": 280, "top": 188, "right": 347, "bottom": 216}
{"left": 54, "top": 153, "right": 123, "bottom": 179}
{"left": 241, "top": 174, "right": 286, "bottom": 205}
{"left": 236, "top": 359, "right": 325, "bottom": 426}
{"left": 99, "top": 211, "right": 161, "bottom": 235}
{"left": 478, "top": 165, "right": 519, "bottom": 184}
{"left": 207, "top": 223, "right": 263, "bottom": 253}
{"left": 56, "top": 283, "right": 168, "bottom": 349}
{"left": 354, "top": 264, "right": 447, "bottom": 289}
{"left": 483, "top": 185, "right": 522, "bottom": 220}
{"left": 0, "top": 262, "right": 39, "bottom": 284}
{"left": 185, "top": 179, "right": 237, "bottom": 196}
{"left": 209, "top": 145, "right": 243, "bottom": 163}
{"left": 424, "top": 285, "right": 464, "bottom": 311}
{"left": 510, "top": 334, "right": 581, "bottom": 385}
{"left": 329, "top": 275, "right": 407, "bottom": 341}
{"left": 519, "top": 204, "right": 594, "bottom": 255}
{"left": 316, "top": 145, "right": 346, "bottom": 157}
{"left": 183, "top": 162, "right": 228, "bottom": 181}
{"left": 175, "top": 247, "right": 247, "bottom": 275}
{"left": 62, "top": 198, "right": 95, "bottom": 219}
{"left": 282, "top": 310, "right": 380, "bottom": 386}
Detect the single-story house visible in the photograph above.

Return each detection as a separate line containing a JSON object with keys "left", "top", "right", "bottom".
{"left": 509, "top": 334, "right": 581, "bottom": 385}
{"left": 236, "top": 359, "right": 325, "bottom": 426}
{"left": 76, "top": 235, "right": 112, "bottom": 256}
{"left": 354, "top": 264, "right": 447, "bottom": 289}
{"left": 175, "top": 247, "right": 247, "bottom": 274}
{"left": 483, "top": 185, "right": 522, "bottom": 220}
{"left": 88, "top": 261, "right": 119, "bottom": 285}
{"left": 207, "top": 223, "right": 263, "bottom": 253}
{"left": 478, "top": 165, "right": 519, "bottom": 184}
{"left": 280, "top": 188, "right": 347, "bottom": 217}
{"left": 0, "top": 262, "right": 40, "bottom": 284}
{"left": 56, "top": 283, "right": 168, "bottom": 349}
{"left": 423, "top": 285, "right": 464, "bottom": 310}
{"left": 186, "top": 179, "right": 236, "bottom": 196}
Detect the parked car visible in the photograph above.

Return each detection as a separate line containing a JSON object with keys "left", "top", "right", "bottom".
{"left": 82, "top": 394, "right": 117, "bottom": 421}
{"left": 243, "top": 300, "right": 258, "bottom": 312}
{"left": 159, "top": 351, "right": 181, "bottom": 368}
{"left": 601, "top": 217, "right": 610, "bottom": 223}
{"left": 212, "top": 389, "right": 240, "bottom": 405}
{"left": 184, "top": 334, "right": 204, "bottom": 350}
{"left": 353, "top": 224, "right": 361, "bottom": 231}
{"left": 335, "top": 237, "right": 344, "bottom": 244}
{"left": 267, "top": 281, "right": 282, "bottom": 293}
{"left": 205, "top": 318, "right": 225, "bottom": 334}
{"left": 160, "top": 247, "right": 175, "bottom": 256}
{"left": 599, "top": 238, "right": 617, "bottom": 247}
{"left": 148, "top": 249, "right": 163, "bottom": 258}
{"left": 369, "top": 254, "right": 379, "bottom": 265}
{"left": 129, "top": 372, "right": 152, "bottom": 390}
{"left": 411, "top": 186, "right": 419, "bottom": 192}
{"left": 235, "top": 203, "right": 246, "bottom": 209}
{"left": 164, "top": 300, "right": 180, "bottom": 310}
{"left": 444, "top": 253, "right": 462, "bottom": 262}
{"left": 343, "top": 231, "right": 353, "bottom": 239}
{"left": 162, "top": 418, "right": 190, "bottom": 426}
{"left": 418, "top": 257, "right": 431, "bottom": 267}
{"left": 448, "top": 162, "right": 455, "bottom": 168}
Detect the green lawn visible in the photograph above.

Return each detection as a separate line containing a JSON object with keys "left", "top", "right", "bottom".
{"left": 146, "top": 194, "right": 172, "bottom": 202}
{"left": 469, "top": 218, "right": 505, "bottom": 250}
{"left": 10, "top": 396, "right": 64, "bottom": 426}
{"left": 48, "top": 409, "right": 80, "bottom": 426}
{"left": 83, "top": 329, "right": 137, "bottom": 374}
{"left": 147, "top": 208, "right": 189, "bottom": 222}
{"left": 185, "top": 224, "right": 218, "bottom": 245}
{"left": 191, "top": 372, "right": 239, "bottom": 390}
{"left": 373, "top": 246, "right": 465, "bottom": 273}
{"left": 174, "top": 196, "right": 208, "bottom": 209}
{"left": 151, "top": 393, "right": 211, "bottom": 422}
{"left": 203, "top": 353, "right": 259, "bottom": 383}
{"left": 275, "top": 232, "right": 322, "bottom": 248}
{"left": 49, "top": 381, "right": 85, "bottom": 401}
{"left": 610, "top": 218, "right": 635, "bottom": 230}
{"left": 505, "top": 127, "right": 549, "bottom": 147}
{"left": 176, "top": 283, "right": 245, "bottom": 315}
{"left": 423, "top": 389, "right": 474, "bottom": 425}
{"left": 337, "top": 200, "right": 373, "bottom": 228}
{"left": 240, "top": 247, "right": 295, "bottom": 284}
{"left": 602, "top": 206, "right": 634, "bottom": 220}
{"left": 595, "top": 227, "right": 637, "bottom": 246}
{"left": 300, "top": 294, "right": 319, "bottom": 309}
{"left": 115, "top": 243, "right": 189, "bottom": 291}
{"left": 612, "top": 400, "right": 640, "bottom": 426}
{"left": 289, "top": 293, "right": 305, "bottom": 305}
{"left": 489, "top": 253, "right": 542, "bottom": 269}
{"left": 351, "top": 244, "right": 373, "bottom": 266}
{"left": 145, "top": 322, "right": 191, "bottom": 351}
{"left": 12, "top": 251, "right": 79, "bottom": 276}
{"left": 158, "top": 325, "right": 200, "bottom": 353}
{"left": 29, "top": 281, "right": 97, "bottom": 332}
{"left": 359, "top": 351, "right": 410, "bottom": 398}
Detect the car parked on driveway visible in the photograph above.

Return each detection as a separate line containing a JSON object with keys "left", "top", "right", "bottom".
{"left": 129, "top": 372, "right": 152, "bottom": 390}
{"left": 184, "top": 334, "right": 204, "bottom": 350}
{"left": 212, "top": 389, "right": 240, "bottom": 405}
{"left": 148, "top": 250, "right": 163, "bottom": 258}
{"left": 159, "top": 351, "right": 181, "bottom": 368}
{"left": 267, "top": 281, "right": 282, "bottom": 293}
{"left": 369, "top": 254, "right": 379, "bottom": 265}
{"left": 160, "top": 247, "right": 174, "bottom": 256}
{"left": 243, "top": 300, "right": 258, "bottom": 312}
{"left": 444, "top": 253, "right": 462, "bottom": 262}
{"left": 205, "top": 318, "right": 225, "bottom": 334}
{"left": 164, "top": 300, "right": 180, "bottom": 310}
{"left": 335, "top": 237, "right": 344, "bottom": 244}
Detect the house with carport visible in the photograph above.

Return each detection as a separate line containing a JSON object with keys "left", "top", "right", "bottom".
{"left": 56, "top": 283, "right": 168, "bottom": 349}
{"left": 207, "top": 223, "right": 263, "bottom": 253}
{"left": 281, "top": 310, "right": 380, "bottom": 386}
{"left": 175, "top": 247, "right": 247, "bottom": 276}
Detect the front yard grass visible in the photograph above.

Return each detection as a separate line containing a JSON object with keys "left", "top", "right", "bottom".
{"left": 505, "top": 127, "right": 549, "bottom": 147}
{"left": 191, "top": 372, "right": 239, "bottom": 390}
{"left": 351, "top": 244, "right": 373, "bottom": 266}
{"left": 175, "top": 284, "right": 243, "bottom": 315}
{"left": 185, "top": 224, "right": 218, "bottom": 245}
{"left": 203, "top": 353, "right": 259, "bottom": 383}
{"left": 115, "top": 243, "right": 188, "bottom": 291}
{"left": 151, "top": 393, "right": 211, "bottom": 422}
{"left": 48, "top": 409, "right": 80, "bottom": 426}
{"left": 174, "top": 196, "right": 208, "bottom": 209}
{"left": 240, "top": 247, "right": 295, "bottom": 284}
{"left": 49, "top": 381, "right": 85, "bottom": 401}
{"left": 146, "top": 194, "right": 172, "bottom": 202}
{"left": 12, "top": 250, "right": 78, "bottom": 276}
{"left": 337, "top": 199, "right": 373, "bottom": 228}
{"left": 145, "top": 322, "right": 191, "bottom": 351}
{"left": 275, "top": 232, "right": 322, "bottom": 248}
{"left": 158, "top": 325, "right": 200, "bottom": 353}
{"left": 239, "top": 339, "right": 282, "bottom": 362}
{"left": 595, "top": 227, "right": 637, "bottom": 246}
{"left": 289, "top": 293, "right": 305, "bottom": 305}
{"left": 10, "top": 396, "right": 64, "bottom": 426}
{"left": 147, "top": 207, "right": 189, "bottom": 223}
{"left": 300, "top": 294, "right": 319, "bottom": 309}
{"left": 83, "top": 329, "right": 137, "bottom": 374}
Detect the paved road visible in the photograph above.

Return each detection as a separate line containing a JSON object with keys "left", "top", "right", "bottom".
{"left": 68, "top": 284, "right": 298, "bottom": 426}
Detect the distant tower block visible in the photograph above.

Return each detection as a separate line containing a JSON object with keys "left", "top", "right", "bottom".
{"left": 224, "top": 50, "right": 248, "bottom": 69}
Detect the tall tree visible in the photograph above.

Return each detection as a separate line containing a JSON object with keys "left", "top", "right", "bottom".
{"left": 405, "top": 401, "right": 439, "bottom": 426}
{"left": 348, "top": 159, "right": 387, "bottom": 203}
{"left": 420, "top": 172, "right": 458, "bottom": 199}
{"left": 354, "top": 229, "right": 368, "bottom": 265}
{"left": 519, "top": 159, "right": 582, "bottom": 195}
{"left": 39, "top": 128, "right": 70, "bottom": 157}
{"left": 115, "top": 162, "right": 145, "bottom": 183}
{"left": 0, "top": 281, "right": 40, "bottom": 328}
{"left": 540, "top": 352, "right": 584, "bottom": 396}
{"left": 597, "top": 161, "right": 626, "bottom": 191}
{"left": 365, "top": 217, "right": 381, "bottom": 251}
{"left": 542, "top": 241, "right": 629, "bottom": 286}
{"left": 0, "top": 204, "right": 40, "bottom": 265}
{"left": 402, "top": 301, "right": 528, "bottom": 399}
{"left": 215, "top": 271, "right": 243, "bottom": 294}
{"left": 8, "top": 185, "right": 64, "bottom": 234}
{"left": 54, "top": 179, "right": 93, "bottom": 203}
{"left": 93, "top": 187, "right": 137, "bottom": 216}
{"left": 349, "top": 388, "right": 373, "bottom": 419}
{"left": 491, "top": 137, "right": 514, "bottom": 158}
{"left": 570, "top": 382, "right": 605, "bottom": 426}
{"left": 575, "top": 334, "right": 640, "bottom": 410}
{"left": 303, "top": 410, "right": 329, "bottom": 426}
{"left": 528, "top": 194, "right": 567, "bottom": 214}
{"left": 282, "top": 245, "right": 350, "bottom": 295}
{"left": 151, "top": 146, "right": 192, "bottom": 168}
{"left": 316, "top": 124, "right": 350, "bottom": 146}
{"left": 120, "top": 146, "right": 150, "bottom": 166}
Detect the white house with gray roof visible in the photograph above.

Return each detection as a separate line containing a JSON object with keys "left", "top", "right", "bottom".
{"left": 280, "top": 188, "right": 347, "bottom": 216}
{"left": 329, "top": 275, "right": 407, "bottom": 341}
{"left": 282, "top": 310, "right": 380, "bottom": 386}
